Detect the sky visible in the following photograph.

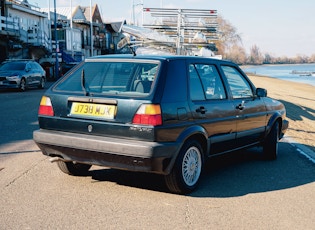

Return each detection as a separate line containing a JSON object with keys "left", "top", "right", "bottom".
{"left": 28, "top": 0, "right": 315, "bottom": 57}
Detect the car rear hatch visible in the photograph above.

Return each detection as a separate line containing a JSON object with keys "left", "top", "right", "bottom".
{"left": 38, "top": 57, "right": 163, "bottom": 141}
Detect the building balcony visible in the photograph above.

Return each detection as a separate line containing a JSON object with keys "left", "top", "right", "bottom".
{"left": 0, "top": 15, "right": 19, "bottom": 37}
{"left": 1, "top": 15, "right": 51, "bottom": 52}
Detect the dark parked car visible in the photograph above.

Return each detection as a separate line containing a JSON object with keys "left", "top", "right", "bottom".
{"left": 0, "top": 60, "right": 46, "bottom": 91}
{"left": 33, "top": 55, "right": 288, "bottom": 194}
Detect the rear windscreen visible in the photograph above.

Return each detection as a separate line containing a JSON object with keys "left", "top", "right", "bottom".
{"left": 54, "top": 60, "right": 159, "bottom": 96}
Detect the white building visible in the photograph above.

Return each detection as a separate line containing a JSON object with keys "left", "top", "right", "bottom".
{"left": 0, "top": 0, "right": 50, "bottom": 62}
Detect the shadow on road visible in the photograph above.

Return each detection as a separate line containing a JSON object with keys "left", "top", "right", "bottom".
{"left": 279, "top": 99, "right": 315, "bottom": 121}
{"left": 87, "top": 142, "right": 315, "bottom": 197}
{"left": 194, "top": 143, "right": 315, "bottom": 198}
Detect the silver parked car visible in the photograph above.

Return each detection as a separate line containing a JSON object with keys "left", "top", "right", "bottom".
{"left": 0, "top": 60, "right": 46, "bottom": 91}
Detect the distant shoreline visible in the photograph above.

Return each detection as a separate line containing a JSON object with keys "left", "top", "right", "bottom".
{"left": 241, "top": 62, "right": 315, "bottom": 69}
{"left": 242, "top": 64, "right": 315, "bottom": 87}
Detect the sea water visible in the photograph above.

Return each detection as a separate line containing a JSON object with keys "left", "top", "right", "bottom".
{"left": 241, "top": 64, "right": 315, "bottom": 87}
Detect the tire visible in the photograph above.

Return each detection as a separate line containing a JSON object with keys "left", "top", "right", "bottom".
{"left": 263, "top": 122, "right": 279, "bottom": 160}
{"left": 165, "top": 139, "right": 203, "bottom": 194}
{"left": 57, "top": 161, "right": 92, "bottom": 176}
{"left": 20, "top": 78, "right": 26, "bottom": 91}
{"left": 38, "top": 77, "right": 45, "bottom": 89}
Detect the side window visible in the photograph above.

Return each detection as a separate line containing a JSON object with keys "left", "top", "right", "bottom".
{"left": 221, "top": 66, "right": 253, "bottom": 99}
{"left": 31, "top": 63, "right": 39, "bottom": 70}
{"left": 26, "top": 63, "right": 32, "bottom": 71}
{"left": 189, "top": 65, "right": 205, "bottom": 101}
{"left": 189, "top": 64, "right": 226, "bottom": 101}
{"left": 34, "top": 63, "right": 42, "bottom": 70}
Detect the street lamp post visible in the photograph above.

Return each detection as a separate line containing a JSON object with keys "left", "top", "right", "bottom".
{"left": 47, "top": 0, "right": 52, "bottom": 52}
{"left": 132, "top": 0, "right": 143, "bottom": 26}
{"left": 70, "top": 0, "right": 74, "bottom": 58}
{"left": 54, "top": 0, "right": 59, "bottom": 79}
{"left": 90, "top": 0, "right": 93, "bottom": 56}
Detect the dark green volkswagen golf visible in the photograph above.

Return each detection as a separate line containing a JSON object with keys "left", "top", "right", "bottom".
{"left": 33, "top": 55, "right": 288, "bottom": 194}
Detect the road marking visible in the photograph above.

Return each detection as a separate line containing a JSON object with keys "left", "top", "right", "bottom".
{"left": 282, "top": 136, "right": 315, "bottom": 163}
{"left": 0, "top": 150, "right": 42, "bottom": 154}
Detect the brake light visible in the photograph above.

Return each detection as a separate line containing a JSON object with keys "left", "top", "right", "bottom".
{"left": 132, "top": 104, "right": 162, "bottom": 126}
{"left": 38, "top": 96, "right": 54, "bottom": 116}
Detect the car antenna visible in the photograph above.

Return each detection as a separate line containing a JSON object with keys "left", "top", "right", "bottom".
{"left": 81, "top": 69, "right": 90, "bottom": 96}
{"left": 117, "top": 35, "right": 136, "bottom": 56}
{"left": 128, "top": 44, "right": 136, "bottom": 56}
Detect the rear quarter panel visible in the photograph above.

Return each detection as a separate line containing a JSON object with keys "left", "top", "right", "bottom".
{"left": 263, "top": 97, "right": 287, "bottom": 129}
{"left": 156, "top": 59, "right": 194, "bottom": 142}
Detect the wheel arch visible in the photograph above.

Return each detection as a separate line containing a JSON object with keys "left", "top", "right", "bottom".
{"left": 38, "top": 76, "right": 46, "bottom": 88}
{"left": 177, "top": 125, "right": 209, "bottom": 154}
{"left": 20, "top": 76, "right": 27, "bottom": 83}
{"left": 164, "top": 125, "right": 209, "bottom": 174}
{"left": 19, "top": 77, "right": 27, "bottom": 91}
{"left": 266, "top": 112, "right": 283, "bottom": 138}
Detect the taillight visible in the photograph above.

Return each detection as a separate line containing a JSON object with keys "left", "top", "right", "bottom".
{"left": 132, "top": 104, "right": 162, "bottom": 126}
{"left": 38, "top": 96, "right": 54, "bottom": 116}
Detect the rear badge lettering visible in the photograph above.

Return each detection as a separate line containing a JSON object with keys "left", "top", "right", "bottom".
{"left": 130, "top": 127, "right": 153, "bottom": 133}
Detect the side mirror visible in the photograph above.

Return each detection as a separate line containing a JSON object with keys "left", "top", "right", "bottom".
{"left": 256, "top": 88, "right": 267, "bottom": 97}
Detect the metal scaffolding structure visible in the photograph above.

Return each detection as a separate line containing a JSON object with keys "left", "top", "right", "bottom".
{"left": 142, "top": 8, "right": 218, "bottom": 55}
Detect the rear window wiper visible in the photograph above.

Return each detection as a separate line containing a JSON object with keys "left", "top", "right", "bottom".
{"left": 81, "top": 69, "right": 90, "bottom": 96}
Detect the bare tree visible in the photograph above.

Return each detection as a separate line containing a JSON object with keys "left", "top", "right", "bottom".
{"left": 226, "top": 44, "right": 247, "bottom": 64}
{"left": 294, "top": 55, "right": 309, "bottom": 64}
{"left": 248, "top": 45, "right": 263, "bottom": 64}
{"left": 215, "top": 15, "right": 242, "bottom": 57}
{"left": 308, "top": 54, "right": 315, "bottom": 63}
{"left": 263, "top": 53, "right": 273, "bottom": 64}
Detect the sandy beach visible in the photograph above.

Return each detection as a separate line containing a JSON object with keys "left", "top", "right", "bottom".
{"left": 247, "top": 74, "right": 315, "bottom": 152}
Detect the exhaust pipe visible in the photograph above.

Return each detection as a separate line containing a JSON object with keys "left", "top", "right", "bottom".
{"left": 49, "top": 157, "right": 65, "bottom": 163}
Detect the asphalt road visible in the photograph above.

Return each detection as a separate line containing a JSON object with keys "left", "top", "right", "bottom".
{"left": 0, "top": 85, "right": 314, "bottom": 229}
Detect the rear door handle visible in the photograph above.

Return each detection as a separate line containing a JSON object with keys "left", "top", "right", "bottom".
{"left": 196, "top": 106, "right": 207, "bottom": 114}
{"left": 236, "top": 101, "right": 245, "bottom": 110}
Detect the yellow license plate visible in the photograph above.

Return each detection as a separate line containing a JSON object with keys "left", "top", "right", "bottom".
{"left": 70, "top": 102, "right": 116, "bottom": 119}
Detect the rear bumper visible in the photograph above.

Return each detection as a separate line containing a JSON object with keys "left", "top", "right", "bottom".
{"left": 33, "top": 129, "right": 180, "bottom": 174}
{"left": 280, "top": 119, "right": 289, "bottom": 139}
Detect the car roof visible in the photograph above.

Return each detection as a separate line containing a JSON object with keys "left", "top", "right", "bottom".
{"left": 2, "top": 59, "right": 36, "bottom": 64}
{"left": 87, "top": 54, "right": 234, "bottom": 65}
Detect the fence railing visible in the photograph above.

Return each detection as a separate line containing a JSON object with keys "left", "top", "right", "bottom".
{"left": 0, "top": 15, "right": 19, "bottom": 35}
{"left": 0, "top": 15, "right": 50, "bottom": 51}
{"left": 27, "top": 27, "right": 51, "bottom": 50}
